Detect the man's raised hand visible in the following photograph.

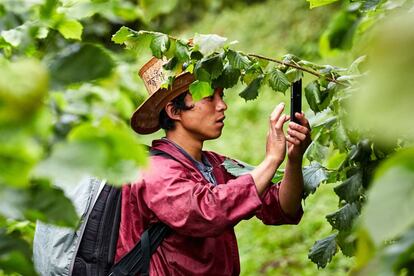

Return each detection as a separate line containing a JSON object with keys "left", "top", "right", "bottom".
{"left": 266, "top": 103, "right": 289, "bottom": 164}
{"left": 286, "top": 112, "right": 312, "bottom": 162}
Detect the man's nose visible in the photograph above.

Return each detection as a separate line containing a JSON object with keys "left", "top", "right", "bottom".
{"left": 216, "top": 97, "right": 227, "bottom": 111}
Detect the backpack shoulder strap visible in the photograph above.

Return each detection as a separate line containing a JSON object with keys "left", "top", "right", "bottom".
{"left": 109, "top": 223, "right": 170, "bottom": 276}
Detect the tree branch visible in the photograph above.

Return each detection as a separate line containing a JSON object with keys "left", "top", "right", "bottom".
{"left": 247, "top": 53, "right": 345, "bottom": 85}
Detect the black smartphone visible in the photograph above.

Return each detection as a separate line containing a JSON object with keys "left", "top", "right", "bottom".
{"left": 290, "top": 79, "right": 302, "bottom": 124}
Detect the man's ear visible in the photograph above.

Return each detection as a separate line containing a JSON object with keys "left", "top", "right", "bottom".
{"left": 165, "top": 102, "right": 181, "bottom": 121}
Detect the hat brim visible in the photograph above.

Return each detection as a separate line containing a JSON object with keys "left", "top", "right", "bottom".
{"left": 131, "top": 72, "right": 194, "bottom": 134}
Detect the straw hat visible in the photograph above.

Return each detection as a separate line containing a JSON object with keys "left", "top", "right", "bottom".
{"left": 131, "top": 57, "right": 194, "bottom": 134}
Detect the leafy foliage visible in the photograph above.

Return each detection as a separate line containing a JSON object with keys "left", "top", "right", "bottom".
{"left": 308, "top": 234, "right": 338, "bottom": 268}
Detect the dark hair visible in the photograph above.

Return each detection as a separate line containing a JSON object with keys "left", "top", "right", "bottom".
{"left": 159, "top": 92, "right": 194, "bottom": 131}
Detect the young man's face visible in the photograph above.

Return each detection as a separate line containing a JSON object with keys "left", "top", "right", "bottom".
{"left": 178, "top": 88, "right": 227, "bottom": 141}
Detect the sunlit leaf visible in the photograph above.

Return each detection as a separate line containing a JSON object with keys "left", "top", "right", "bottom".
{"left": 175, "top": 40, "right": 190, "bottom": 62}
{"left": 150, "top": 33, "right": 170, "bottom": 58}
{"left": 57, "top": 19, "right": 83, "bottom": 40}
{"left": 193, "top": 33, "right": 227, "bottom": 56}
{"left": 112, "top": 26, "right": 136, "bottom": 44}
{"left": 1, "top": 28, "right": 24, "bottom": 47}
{"left": 285, "top": 68, "right": 303, "bottom": 83}
{"left": 112, "top": 28, "right": 154, "bottom": 55}
{"left": 306, "top": 0, "right": 338, "bottom": 9}
{"left": 189, "top": 80, "right": 213, "bottom": 101}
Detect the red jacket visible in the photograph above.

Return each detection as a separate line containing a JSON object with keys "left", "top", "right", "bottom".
{"left": 115, "top": 139, "right": 303, "bottom": 275}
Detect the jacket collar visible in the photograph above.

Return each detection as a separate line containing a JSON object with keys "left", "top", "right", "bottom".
{"left": 151, "top": 138, "right": 199, "bottom": 169}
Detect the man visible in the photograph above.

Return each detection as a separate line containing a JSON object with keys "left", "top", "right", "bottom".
{"left": 115, "top": 57, "right": 312, "bottom": 275}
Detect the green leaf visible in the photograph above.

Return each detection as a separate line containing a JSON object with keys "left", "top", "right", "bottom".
{"left": 175, "top": 40, "right": 190, "bottom": 62}
{"left": 305, "top": 141, "right": 330, "bottom": 162}
{"left": 382, "top": 227, "right": 414, "bottom": 272}
{"left": 193, "top": 33, "right": 227, "bottom": 56}
{"left": 362, "top": 165, "right": 414, "bottom": 245}
{"left": 112, "top": 26, "right": 135, "bottom": 44}
{"left": 285, "top": 68, "right": 303, "bottom": 83}
{"left": 222, "top": 158, "right": 255, "bottom": 176}
{"left": 1, "top": 28, "right": 24, "bottom": 47}
{"left": 303, "top": 161, "right": 328, "bottom": 197}
{"left": 305, "top": 80, "right": 322, "bottom": 113}
{"left": 334, "top": 172, "right": 363, "bottom": 202}
{"left": 189, "top": 80, "right": 214, "bottom": 101}
{"left": 163, "top": 56, "right": 178, "bottom": 71}
{"left": 141, "top": 0, "right": 178, "bottom": 21}
{"left": 193, "top": 62, "right": 210, "bottom": 82}
{"left": 212, "top": 63, "right": 240, "bottom": 89}
{"left": 336, "top": 230, "right": 356, "bottom": 257}
{"left": 194, "top": 54, "right": 224, "bottom": 82}
{"left": 326, "top": 203, "right": 360, "bottom": 231}
{"left": 57, "top": 19, "right": 83, "bottom": 40}
{"left": 0, "top": 180, "right": 78, "bottom": 228}
{"left": 222, "top": 158, "right": 283, "bottom": 183}
{"left": 0, "top": 59, "right": 48, "bottom": 121}
{"left": 0, "top": 187, "right": 25, "bottom": 219}
{"left": 308, "top": 234, "right": 338, "bottom": 268}
{"left": 239, "top": 76, "right": 263, "bottom": 101}
{"left": 33, "top": 141, "right": 108, "bottom": 189}
{"left": 331, "top": 122, "right": 351, "bottom": 152}
{"left": 268, "top": 68, "right": 291, "bottom": 94}
{"left": 24, "top": 179, "right": 79, "bottom": 228}
{"left": 35, "top": 118, "right": 147, "bottom": 187}
{"left": 306, "top": 0, "right": 340, "bottom": 9}
{"left": 226, "top": 49, "right": 251, "bottom": 70}
{"left": 50, "top": 43, "right": 115, "bottom": 85}
{"left": 0, "top": 229, "right": 36, "bottom": 275}
{"left": 150, "top": 33, "right": 170, "bottom": 59}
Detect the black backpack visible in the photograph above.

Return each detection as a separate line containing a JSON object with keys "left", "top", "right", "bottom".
{"left": 72, "top": 150, "right": 171, "bottom": 276}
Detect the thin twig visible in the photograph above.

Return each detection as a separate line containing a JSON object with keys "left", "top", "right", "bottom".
{"left": 247, "top": 53, "right": 344, "bottom": 85}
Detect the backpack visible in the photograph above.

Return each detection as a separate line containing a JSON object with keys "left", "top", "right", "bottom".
{"left": 33, "top": 150, "right": 170, "bottom": 276}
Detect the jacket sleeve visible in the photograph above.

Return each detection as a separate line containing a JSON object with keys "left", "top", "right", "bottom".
{"left": 255, "top": 183, "right": 303, "bottom": 225}
{"left": 142, "top": 161, "right": 263, "bottom": 237}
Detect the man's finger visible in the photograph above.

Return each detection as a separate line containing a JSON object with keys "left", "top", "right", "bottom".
{"left": 289, "top": 122, "right": 309, "bottom": 135}
{"left": 275, "top": 114, "right": 289, "bottom": 130}
{"left": 295, "top": 112, "right": 311, "bottom": 129}
{"left": 270, "top": 103, "right": 285, "bottom": 122}
{"left": 287, "top": 129, "right": 306, "bottom": 141}
{"left": 286, "top": 135, "right": 300, "bottom": 145}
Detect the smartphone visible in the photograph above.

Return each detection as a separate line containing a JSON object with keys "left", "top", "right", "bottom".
{"left": 290, "top": 79, "right": 302, "bottom": 124}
